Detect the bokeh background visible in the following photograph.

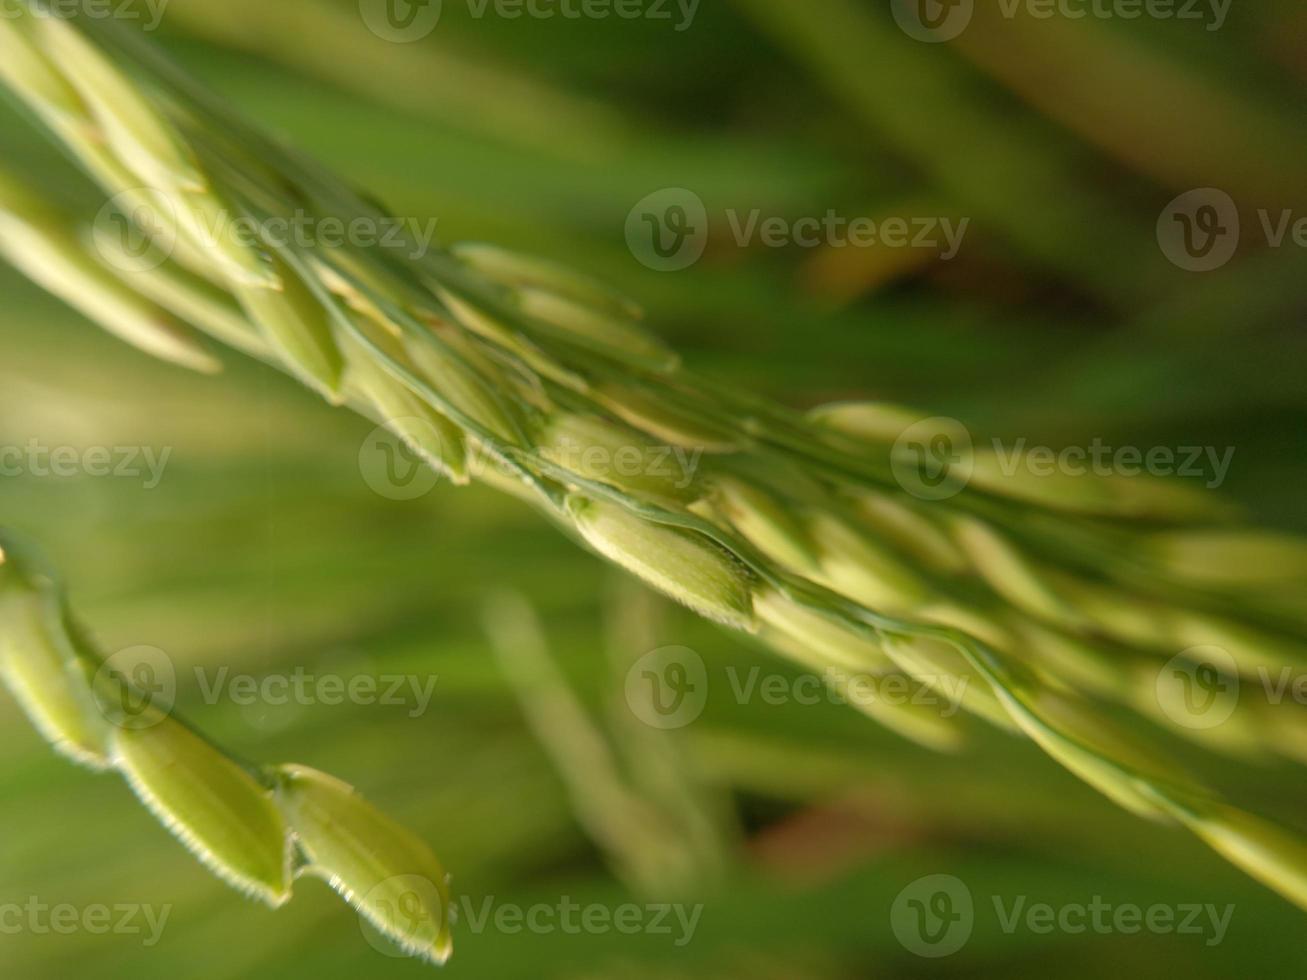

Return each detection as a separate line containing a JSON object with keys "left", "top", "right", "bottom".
{"left": 2, "top": 0, "right": 1306, "bottom": 977}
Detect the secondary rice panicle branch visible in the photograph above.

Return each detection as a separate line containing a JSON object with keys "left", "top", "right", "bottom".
{"left": 2, "top": 3, "right": 1307, "bottom": 942}
{"left": 0, "top": 532, "right": 453, "bottom": 964}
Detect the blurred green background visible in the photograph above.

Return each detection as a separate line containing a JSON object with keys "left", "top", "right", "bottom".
{"left": 2, "top": 0, "right": 1306, "bottom": 976}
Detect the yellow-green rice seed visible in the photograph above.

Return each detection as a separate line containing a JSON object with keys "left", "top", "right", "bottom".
{"left": 567, "top": 495, "right": 755, "bottom": 631}
{"left": 115, "top": 718, "right": 292, "bottom": 907}
{"left": 274, "top": 765, "right": 453, "bottom": 965}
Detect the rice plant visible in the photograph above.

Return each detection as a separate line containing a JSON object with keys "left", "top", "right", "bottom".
{"left": 1, "top": 4, "right": 1305, "bottom": 968}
